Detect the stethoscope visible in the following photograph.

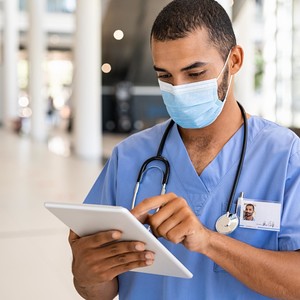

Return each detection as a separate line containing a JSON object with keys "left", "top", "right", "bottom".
{"left": 131, "top": 102, "right": 248, "bottom": 235}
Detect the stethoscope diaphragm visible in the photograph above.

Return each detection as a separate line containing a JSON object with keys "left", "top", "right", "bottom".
{"left": 215, "top": 212, "right": 239, "bottom": 235}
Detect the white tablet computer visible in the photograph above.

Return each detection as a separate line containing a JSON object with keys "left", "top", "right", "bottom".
{"left": 45, "top": 202, "right": 193, "bottom": 279}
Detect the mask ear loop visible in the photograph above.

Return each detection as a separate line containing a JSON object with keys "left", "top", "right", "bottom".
{"left": 221, "top": 75, "right": 233, "bottom": 104}
{"left": 217, "top": 49, "right": 233, "bottom": 103}
{"left": 217, "top": 49, "right": 232, "bottom": 81}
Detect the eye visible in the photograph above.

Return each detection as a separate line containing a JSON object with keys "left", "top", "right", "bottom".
{"left": 188, "top": 70, "right": 206, "bottom": 78}
{"left": 157, "top": 73, "right": 172, "bottom": 79}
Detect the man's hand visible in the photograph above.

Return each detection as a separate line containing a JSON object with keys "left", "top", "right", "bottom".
{"left": 131, "top": 192, "right": 211, "bottom": 253}
{"left": 68, "top": 230, "right": 155, "bottom": 299}
{"left": 131, "top": 194, "right": 300, "bottom": 300}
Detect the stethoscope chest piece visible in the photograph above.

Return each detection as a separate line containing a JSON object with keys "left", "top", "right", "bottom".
{"left": 215, "top": 212, "right": 239, "bottom": 235}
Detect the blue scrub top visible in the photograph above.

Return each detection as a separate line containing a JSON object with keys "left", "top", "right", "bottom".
{"left": 84, "top": 116, "right": 300, "bottom": 300}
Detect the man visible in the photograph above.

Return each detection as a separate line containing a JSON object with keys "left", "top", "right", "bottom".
{"left": 244, "top": 203, "right": 255, "bottom": 221}
{"left": 69, "top": 0, "right": 300, "bottom": 299}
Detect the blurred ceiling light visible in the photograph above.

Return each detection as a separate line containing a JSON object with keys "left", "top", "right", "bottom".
{"left": 53, "top": 97, "right": 65, "bottom": 110}
{"left": 19, "top": 96, "right": 29, "bottom": 107}
{"left": 102, "top": 63, "right": 112, "bottom": 73}
{"left": 113, "top": 29, "right": 124, "bottom": 40}
{"left": 19, "top": 107, "right": 32, "bottom": 118}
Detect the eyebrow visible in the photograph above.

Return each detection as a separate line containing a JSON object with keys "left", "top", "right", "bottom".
{"left": 153, "top": 61, "right": 208, "bottom": 73}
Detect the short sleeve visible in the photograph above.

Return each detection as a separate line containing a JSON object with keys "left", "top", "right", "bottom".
{"left": 279, "top": 150, "right": 300, "bottom": 251}
{"left": 83, "top": 147, "right": 118, "bottom": 206}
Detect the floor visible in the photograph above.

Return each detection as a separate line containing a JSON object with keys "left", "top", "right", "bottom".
{"left": 0, "top": 128, "right": 125, "bottom": 300}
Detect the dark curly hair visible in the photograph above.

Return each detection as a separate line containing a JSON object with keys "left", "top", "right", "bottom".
{"left": 151, "top": 0, "right": 236, "bottom": 61}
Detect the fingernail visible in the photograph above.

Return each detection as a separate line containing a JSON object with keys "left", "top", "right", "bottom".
{"left": 135, "top": 243, "right": 145, "bottom": 251}
{"left": 112, "top": 231, "right": 121, "bottom": 239}
{"left": 145, "top": 260, "right": 154, "bottom": 266}
{"left": 145, "top": 253, "right": 154, "bottom": 260}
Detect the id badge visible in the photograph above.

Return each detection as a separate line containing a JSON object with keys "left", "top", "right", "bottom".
{"left": 239, "top": 198, "right": 281, "bottom": 231}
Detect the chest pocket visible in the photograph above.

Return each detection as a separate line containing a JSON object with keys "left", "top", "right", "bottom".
{"left": 213, "top": 203, "right": 279, "bottom": 273}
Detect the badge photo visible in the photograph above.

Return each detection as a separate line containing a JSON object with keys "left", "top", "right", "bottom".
{"left": 239, "top": 198, "right": 281, "bottom": 231}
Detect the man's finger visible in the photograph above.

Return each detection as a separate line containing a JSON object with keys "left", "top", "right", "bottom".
{"left": 131, "top": 192, "right": 177, "bottom": 218}
{"left": 68, "top": 230, "right": 80, "bottom": 244}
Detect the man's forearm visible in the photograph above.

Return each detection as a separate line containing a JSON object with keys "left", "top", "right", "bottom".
{"left": 74, "top": 277, "right": 118, "bottom": 300}
{"left": 203, "top": 231, "right": 300, "bottom": 300}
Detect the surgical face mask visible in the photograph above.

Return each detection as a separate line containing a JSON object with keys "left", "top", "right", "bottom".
{"left": 158, "top": 52, "right": 232, "bottom": 129}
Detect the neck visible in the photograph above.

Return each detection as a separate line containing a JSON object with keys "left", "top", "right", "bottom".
{"left": 178, "top": 99, "right": 245, "bottom": 148}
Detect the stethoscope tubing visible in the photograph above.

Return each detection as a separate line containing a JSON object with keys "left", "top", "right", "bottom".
{"left": 131, "top": 121, "right": 174, "bottom": 209}
{"left": 226, "top": 102, "right": 248, "bottom": 214}
{"left": 131, "top": 103, "right": 247, "bottom": 216}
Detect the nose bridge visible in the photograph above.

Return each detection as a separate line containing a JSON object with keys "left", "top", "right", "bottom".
{"left": 172, "top": 74, "right": 189, "bottom": 86}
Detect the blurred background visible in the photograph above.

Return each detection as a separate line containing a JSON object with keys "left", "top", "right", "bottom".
{"left": 0, "top": 0, "right": 299, "bottom": 299}
{"left": 1, "top": 0, "right": 300, "bottom": 156}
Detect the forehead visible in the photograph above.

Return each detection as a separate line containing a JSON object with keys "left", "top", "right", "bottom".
{"left": 151, "top": 29, "right": 222, "bottom": 69}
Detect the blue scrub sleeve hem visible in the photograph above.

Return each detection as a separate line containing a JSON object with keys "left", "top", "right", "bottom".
{"left": 279, "top": 240, "right": 300, "bottom": 251}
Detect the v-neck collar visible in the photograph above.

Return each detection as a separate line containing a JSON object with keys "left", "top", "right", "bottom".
{"left": 164, "top": 120, "right": 248, "bottom": 195}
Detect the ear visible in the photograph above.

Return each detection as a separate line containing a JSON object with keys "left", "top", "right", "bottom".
{"left": 229, "top": 45, "right": 244, "bottom": 75}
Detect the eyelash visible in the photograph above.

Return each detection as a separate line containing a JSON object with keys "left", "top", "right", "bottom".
{"left": 157, "top": 71, "right": 206, "bottom": 79}
{"left": 157, "top": 74, "right": 171, "bottom": 79}
{"left": 189, "top": 71, "right": 206, "bottom": 78}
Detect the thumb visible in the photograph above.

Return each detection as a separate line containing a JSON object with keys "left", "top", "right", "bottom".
{"left": 68, "top": 229, "right": 79, "bottom": 244}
